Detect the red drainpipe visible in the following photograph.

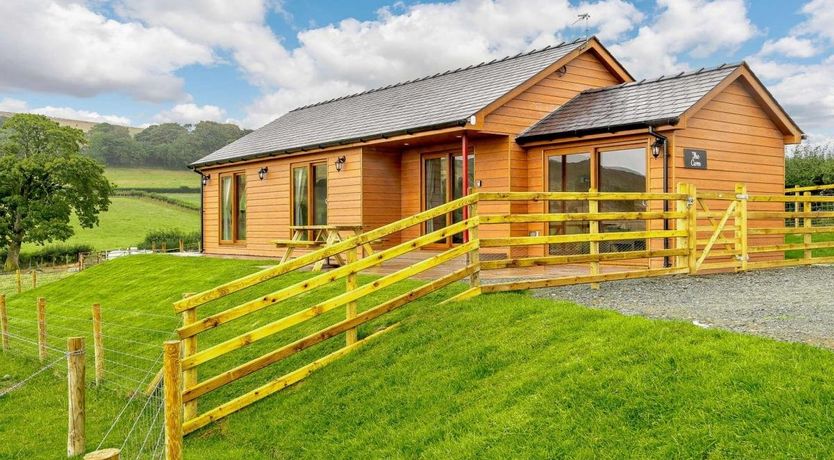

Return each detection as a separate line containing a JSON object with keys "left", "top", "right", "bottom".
{"left": 462, "top": 131, "right": 469, "bottom": 242}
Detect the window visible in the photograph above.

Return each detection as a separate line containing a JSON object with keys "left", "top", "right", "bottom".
{"left": 547, "top": 153, "right": 591, "bottom": 255}
{"left": 598, "top": 147, "right": 647, "bottom": 252}
{"left": 292, "top": 161, "right": 328, "bottom": 239}
{"left": 546, "top": 146, "right": 648, "bottom": 254}
{"left": 220, "top": 172, "right": 247, "bottom": 242}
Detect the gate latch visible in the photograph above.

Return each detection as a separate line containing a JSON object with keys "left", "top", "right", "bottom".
{"left": 736, "top": 194, "right": 749, "bottom": 200}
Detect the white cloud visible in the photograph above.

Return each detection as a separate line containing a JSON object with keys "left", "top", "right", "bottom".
{"left": 768, "top": 55, "right": 834, "bottom": 134}
{"left": 759, "top": 36, "right": 818, "bottom": 58}
{"left": 208, "top": 0, "right": 644, "bottom": 127}
{"left": 0, "top": 96, "right": 132, "bottom": 125}
{"left": 0, "top": 0, "right": 214, "bottom": 101}
{"left": 153, "top": 103, "right": 227, "bottom": 124}
{"left": 0, "top": 97, "right": 29, "bottom": 113}
{"left": 610, "top": 0, "right": 757, "bottom": 77}
{"left": 32, "top": 106, "right": 132, "bottom": 126}
{"left": 795, "top": 0, "right": 834, "bottom": 44}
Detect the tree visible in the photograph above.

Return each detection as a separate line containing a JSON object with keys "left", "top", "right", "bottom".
{"left": 0, "top": 114, "right": 113, "bottom": 271}
{"left": 785, "top": 144, "right": 834, "bottom": 187}
{"left": 135, "top": 123, "right": 189, "bottom": 168}
{"left": 86, "top": 123, "right": 145, "bottom": 166}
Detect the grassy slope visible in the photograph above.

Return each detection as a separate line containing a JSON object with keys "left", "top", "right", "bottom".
{"left": 23, "top": 197, "right": 199, "bottom": 252}
{"left": 0, "top": 256, "right": 441, "bottom": 458}
{"left": 187, "top": 300, "right": 834, "bottom": 458}
{"left": 105, "top": 167, "right": 198, "bottom": 189}
{"left": 3, "top": 256, "right": 834, "bottom": 458}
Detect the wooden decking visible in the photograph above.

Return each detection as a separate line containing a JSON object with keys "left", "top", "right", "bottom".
{"left": 292, "top": 250, "right": 644, "bottom": 281}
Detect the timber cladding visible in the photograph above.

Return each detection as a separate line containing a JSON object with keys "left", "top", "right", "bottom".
{"left": 194, "top": 37, "right": 800, "bottom": 261}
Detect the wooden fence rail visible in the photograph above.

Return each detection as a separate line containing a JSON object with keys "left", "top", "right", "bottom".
{"left": 161, "top": 182, "right": 834, "bottom": 453}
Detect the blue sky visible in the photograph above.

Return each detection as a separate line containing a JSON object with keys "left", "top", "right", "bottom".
{"left": 0, "top": 0, "right": 832, "bottom": 142}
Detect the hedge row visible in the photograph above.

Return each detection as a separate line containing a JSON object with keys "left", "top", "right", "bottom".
{"left": 114, "top": 190, "right": 200, "bottom": 211}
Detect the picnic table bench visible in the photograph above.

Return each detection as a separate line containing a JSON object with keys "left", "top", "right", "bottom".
{"left": 272, "top": 224, "right": 375, "bottom": 272}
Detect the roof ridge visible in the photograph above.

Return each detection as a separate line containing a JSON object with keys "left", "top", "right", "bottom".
{"left": 580, "top": 61, "right": 742, "bottom": 95}
{"left": 289, "top": 37, "right": 590, "bottom": 112}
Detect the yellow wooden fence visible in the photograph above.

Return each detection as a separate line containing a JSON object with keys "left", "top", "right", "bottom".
{"left": 159, "top": 182, "right": 834, "bottom": 458}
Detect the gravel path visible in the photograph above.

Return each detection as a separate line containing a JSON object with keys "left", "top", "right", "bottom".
{"left": 530, "top": 265, "right": 834, "bottom": 348}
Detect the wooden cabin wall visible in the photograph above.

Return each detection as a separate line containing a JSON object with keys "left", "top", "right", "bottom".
{"left": 362, "top": 147, "right": 402, "bottom": 246}
{"left": 481, "top": 51, "right": 624, "bottom": 135}
{"left": 201, "top": 147, "right": 362, "bottom": 257}
{"left": 674, "top": 79, "right": 787, "bottom": 262}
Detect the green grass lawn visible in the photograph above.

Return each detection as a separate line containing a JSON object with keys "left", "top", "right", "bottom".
{"left": 22, "top": 197, "right": 199, "bottom": 253}
{"left": 3, "top": 256, "right": 834, "bottom": 458}
{"left": 105, "top": 167, "right": 198, "bottom": 190}
{"left": 786, "top": 232, "right": 834, "bottom": 259}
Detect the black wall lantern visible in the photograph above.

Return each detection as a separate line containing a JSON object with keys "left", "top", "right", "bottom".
{"left": 334, "top": 155, "right": 347, "bottom": 172}
{"left": 651, "top": 137, "right": 666, "bottom": 159}
{"left": 201, "top": 174, "right": 210, "bottom": 186}
{"left": 258, "top": 166, "right": 269, "bottom": 181}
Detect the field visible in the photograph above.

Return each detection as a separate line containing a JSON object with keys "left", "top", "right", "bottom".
{"left": 3, "top": 256, "right": 834, "bottom": 458}
{"left": 105, "top": 167, "right": 198, "bottom": 190}
{"left": 159, "top": 192, "right": 201, "bottom": 206}
{"left": 22, "top": 197, "right": 199, "bottom": 253}
{"left": 18, "top": 168, "right": 201, "bottom": 256}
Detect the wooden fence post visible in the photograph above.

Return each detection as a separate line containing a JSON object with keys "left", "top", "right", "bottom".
{"left": 467, "top": 199, "right": 481, "bottom": 289}
{"left": 163, "top": 340, "right": 183, "bottom": 460}
{"left": 32, "top": 270, "right": 37, "bottom": 289}
{"left": 0, "top": 294, "right": 8, "bottom": 352}
{"left": 686, "top": 184, "right": 698, "bottom": 274}
{"left": 735, "top": 184, "right": 749, "bottom": 271}
{"left": 345, "top": 247, "right": 358, "bottom": 346}
{"left": 83, "top": 448, "right": 121, "bottom": 460}
{"left": 675, "top": 183, "right": 689, "bottom": 269}
{"left": 92, "top": 303, "right": 105, "bottom": 385}
{"left": 804, "top": 191, "right": 813, "bottom": 262}
{"left": 181, "top": 293, "right": 197, "bottom": 422}
{"left": 179, "top": 239, "right": 184, "bottom": 253}
{"left": 588, "top": 188, "right": 600, "bottom": 289}
{"left": 793, "top": 185, "right": 801, "bottom": 228}
{"left": 16, "top": 269, "right": 21, "bottom": 294}
{"left": 67, "top": 336, "right": 86, "bottom": 457}
{"left": 37, "top": 297, "right": 47, "bottom": 362}
{"left": 162, "top": 242, "right": 167, "bottom": 253}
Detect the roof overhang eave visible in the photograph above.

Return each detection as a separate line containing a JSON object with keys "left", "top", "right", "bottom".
{"left": 191, "top": 119, "right": 469, "bottom": 169}
{"left": 516, "top": 117, "right": 681, "bottom": 145}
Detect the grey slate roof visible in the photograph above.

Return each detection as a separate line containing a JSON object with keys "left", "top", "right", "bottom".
{"left": 193, "top": 38, "right": 590, "bottom": 167}
{"left": 518, "top": 63, "right": 740, "bottom": 142}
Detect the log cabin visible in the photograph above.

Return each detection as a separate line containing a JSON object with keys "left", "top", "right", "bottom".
{"left": 191, "top": 36, "right": 803, "bottom": 264}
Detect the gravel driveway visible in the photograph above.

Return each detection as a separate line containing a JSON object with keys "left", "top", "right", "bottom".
{"left": 531, "top": 265, "right": 834, "bottom": 348}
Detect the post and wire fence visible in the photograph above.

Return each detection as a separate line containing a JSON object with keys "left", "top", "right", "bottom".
{"left": 0, "top": 292, "right": 179, "bottom": 459}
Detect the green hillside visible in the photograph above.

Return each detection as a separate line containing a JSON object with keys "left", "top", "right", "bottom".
{"left": 22, "top": 196, "right": 198, "bottom": 253}
{"left": 105, "top": 167, "right": 198, "bottom": 190}
{"left": 3, "top": 256, "right": 834, "bottom": 458}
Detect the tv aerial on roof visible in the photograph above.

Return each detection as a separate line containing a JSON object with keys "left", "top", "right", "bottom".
{"left": 574, "top": 13, "right": 591, "bottom": 40}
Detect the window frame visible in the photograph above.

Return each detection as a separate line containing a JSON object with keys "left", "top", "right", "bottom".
{"left": 218, "top": 170, "right": 247, "bottom": 244}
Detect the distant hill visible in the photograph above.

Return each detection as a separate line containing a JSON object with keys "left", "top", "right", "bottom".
{"left": 0, "top": 110, "right": 143, "bottom": 135}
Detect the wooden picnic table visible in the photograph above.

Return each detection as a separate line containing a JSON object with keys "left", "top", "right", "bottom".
{"left": 273, "top": 224, "right": 374, "bottom": 272}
